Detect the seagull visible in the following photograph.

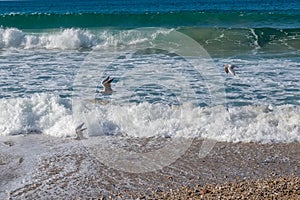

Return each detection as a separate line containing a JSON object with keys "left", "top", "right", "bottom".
{"left": 100, "top": 76, "right": 114, "bottom": 95}
{"left": 75, "top": 122, "right": 87, "bottom": 140}
{"left": 224, "top": 64, "right": 239, "bottom": 76}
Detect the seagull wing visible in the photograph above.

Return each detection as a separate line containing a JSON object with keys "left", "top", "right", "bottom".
{"left": 75, "top": 123, "right": 87, "bottom": 140}
{"left": 103, "top": 78, "right": 113, "bottom": 91}
{"left": 228, "top": 67, "right": 236, "bottom": 76}
{"left": 107, "top": 78, "right": 114, "bottom": 84}
{"left": 224, "top": 66, "right": 229, "bottom": 74}
{"left": 75, "top": 122, "right": 85, "bottom": 132}
{"left": 101, "top": 77, "right": 114, "bottom": 94}
{"left": 102, "top": 76, "right": 110, "bottom": 84}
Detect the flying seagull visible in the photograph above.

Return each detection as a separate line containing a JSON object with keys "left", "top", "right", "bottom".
{"left": 100, "top": 76, "right": 114, "bottom": 95}
{"left": 75, "top": 122, "right": 87, "bottom": 140}
{"left": 224, "top": 64, "right": 239, "bottom": 76}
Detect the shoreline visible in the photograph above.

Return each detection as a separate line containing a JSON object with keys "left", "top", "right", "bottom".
{"left": 0, "top": 135, "right": 299, "bottom": 199}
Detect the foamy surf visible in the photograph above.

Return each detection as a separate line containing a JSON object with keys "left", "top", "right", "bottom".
{"left": 0, "top": 27, "right": 172, "bottom": 50}
{"left": 0, "top": 93, "right": 299, "bottom": 143}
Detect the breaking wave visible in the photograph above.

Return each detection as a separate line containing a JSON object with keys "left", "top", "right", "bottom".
{"left": 0, "top": 27, "right": 299, "bottom": 53}
{"left": 0, "top": 93, "right": 299, "bottom": 143}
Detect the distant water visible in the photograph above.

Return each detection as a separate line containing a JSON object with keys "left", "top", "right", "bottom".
{"left": 0, "top": 0, "right": 299, "bottom": 142}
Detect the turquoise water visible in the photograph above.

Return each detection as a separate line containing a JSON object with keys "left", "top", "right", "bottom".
{"left": 1, "top": 12, "right": 300, "bottom": 29}
{"left": 1, "top": 0, "right": 299, "bottom": 14}
{"left": 0, "top": 0, "right": 299, "bottom": 55}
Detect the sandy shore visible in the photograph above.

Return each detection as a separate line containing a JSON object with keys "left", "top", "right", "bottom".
{"left": 0, "top": 135, "right": 299, "bottom": 199}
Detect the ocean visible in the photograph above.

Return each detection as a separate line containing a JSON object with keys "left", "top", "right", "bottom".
{"left": 1, "top": 0, "right": 300, "bottom": 198}
{"left": 0, "top": 0, "right": 299, "bottom": 142}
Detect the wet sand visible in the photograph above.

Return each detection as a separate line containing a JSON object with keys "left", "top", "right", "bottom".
{"left": 0, "top": 136, "right": 299, "bottom": 199}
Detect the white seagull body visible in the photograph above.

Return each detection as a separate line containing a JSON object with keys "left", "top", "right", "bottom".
{"left": 224, "top": 64, "right": 239, "bottom": 76}
{"left": 100, "top": 76, "right": 114, "bottom": 95}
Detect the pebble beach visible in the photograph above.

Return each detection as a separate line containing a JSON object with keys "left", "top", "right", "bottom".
{"left": 1, "top": 136, "right": 299, "bottom": 199}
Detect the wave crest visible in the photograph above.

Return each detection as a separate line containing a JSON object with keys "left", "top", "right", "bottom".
{"left": 0, "top": 27, "right": 299, "bottom": 53}
{"left": 0, "top": 27, "right": 173, "bottom": 50}
{"left": 0, "top": 27, "right": 25, "bottom": 48}
{"left": 0, "top": 28, "right": 98, "bottom": 49}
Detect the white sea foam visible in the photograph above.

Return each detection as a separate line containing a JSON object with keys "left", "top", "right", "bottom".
{"left": 0, "top": 27, "right": 171, "bottom": 50}
{"left": 249, "top": 28, "right": 260, "bottom": 50}
{"left": 0, "top": 94, "right": 75, "bottom": 137}
{"left": 0, "top": 27, "right": 107, "bottom": 49}
{"left": 0, "top": 93, "right": 299, "bottom": 143}
{"left": 0, "top": 27, "right": 25, "bottom": 48}
{"left": 40, "top": 28, "right": 97, "bottom": 49}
